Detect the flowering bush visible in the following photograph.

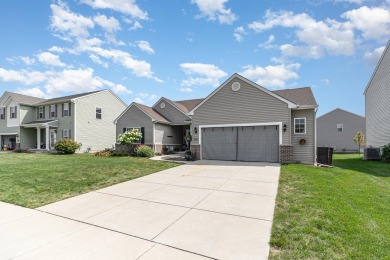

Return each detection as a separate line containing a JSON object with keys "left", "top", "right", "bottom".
{"left": 117, "top": 129, "right": 142, "bottom": 146}
{"left": 135, "top": 145, "right": 154, "bottom": 158}
{"left": 54, "top": 138, "right": 81, "bottom": 154}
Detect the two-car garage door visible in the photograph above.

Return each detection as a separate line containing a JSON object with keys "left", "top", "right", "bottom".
{"left": 201, "top": 125, "right": 279, "bottom": 162}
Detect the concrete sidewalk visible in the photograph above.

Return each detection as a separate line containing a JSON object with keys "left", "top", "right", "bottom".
{"left": 1, "top": 160, "right": 280, "bottom": 259}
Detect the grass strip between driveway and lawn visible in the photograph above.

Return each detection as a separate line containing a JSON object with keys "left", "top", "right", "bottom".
{"left": 270, "top": 154, "right": 390, "bottom": 259}
{"left": 0, "top": 153, "right": 178, "bottom": 208}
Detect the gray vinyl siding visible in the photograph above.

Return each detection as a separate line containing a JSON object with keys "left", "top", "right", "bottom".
{"left": 153, "top": 99, "right": 190, "bottom": 125}
{"left": 291, "top": 109, "right": 315, "bottom": 164}
{"left": 191, "top": 77, "right": 290, "bottom": 145}
{"left": 365, "top": 45, "right": 390, "bottom": 147}
{"left": 154, "top": 123, "right": 183, "bottom": 144}
{"left": 20, "top": 105, "right": 36, "bottom": 124}
{"left": 75, "top": 91, "right": 126, "bottom": 152}
{"left": 317, "top": 109, "right": 365, "bottom": 151}
{"left": 116, "top": 105, "right": 153, "bottom": 145}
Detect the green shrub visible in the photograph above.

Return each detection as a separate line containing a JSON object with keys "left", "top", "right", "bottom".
{"left": 382, "top": 143, "right": 390, "bottom": 162}
{"left": 54, "top": 138, "right": 81, "bottom": 154}
{"left": 135, "top": 145, "right": 154, "bottom": 158}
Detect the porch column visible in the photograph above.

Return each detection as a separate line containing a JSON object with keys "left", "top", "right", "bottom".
{"left": 45, "top": 126, "right": 50, "bottom": 151}
{"left": 36, "top": 127, "right": 41, "bottom": 149}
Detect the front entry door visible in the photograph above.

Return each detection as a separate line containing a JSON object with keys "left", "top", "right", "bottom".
{"left": 50, "top": 129, "right": 57, "bottom": 149}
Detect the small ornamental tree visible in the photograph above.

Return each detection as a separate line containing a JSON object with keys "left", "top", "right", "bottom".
{"left": 353, "top": 131, "right": 365, "bottom": 155}
{"left": 184, "top": 134, "right": 192, "bottom": 149}
{"left": 117, "top": 129, "right": 142, "bottom": 146}
{"left": 382, "top": 143, "right": 390, "bottom": 162}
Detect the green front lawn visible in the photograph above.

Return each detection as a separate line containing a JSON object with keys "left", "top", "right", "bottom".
{"left": 270, "top": 154, "right": 390, "bottom": 259}
{"left": 0, "top": 153, "right": 178, "bottom": 208}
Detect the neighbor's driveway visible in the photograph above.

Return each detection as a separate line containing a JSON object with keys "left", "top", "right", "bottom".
{"left": 0, "top": 160, "right": 280, "bottom": 260}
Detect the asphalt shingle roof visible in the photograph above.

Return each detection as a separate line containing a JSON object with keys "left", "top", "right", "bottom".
{"left": 135, "top": 103, "right": 171, "bottom": 123}
{"left": 174, "top": 98, "right": 205, "bottom": 112}
{"left": 4, "top": 92, "right": 46, "bottom": 105}
{"left": 36, "top": 90, "right": 103, "bottom": 106}
{"left": 272, "top": 87, "right": 318, "bottom": 106}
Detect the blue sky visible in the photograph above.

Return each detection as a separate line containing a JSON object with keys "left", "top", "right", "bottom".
{"left": 0, "top": 0, "right": 389, "bottom": 116}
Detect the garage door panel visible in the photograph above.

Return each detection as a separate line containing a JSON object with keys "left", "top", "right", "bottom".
{"left": 201, "top": 125, "right": 279, "bottom": 162}
{"left": 202, "top": 127, "right": 237, "bottom": 161}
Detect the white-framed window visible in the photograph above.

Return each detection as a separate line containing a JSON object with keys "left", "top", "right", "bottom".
{"left": 50, "top": 105, "right": 56, "bottom": 118}
{"left": 294, "top": 118, "right": 306, "bottom": 134}
{"left": 63, "top": 103, "right": 69, "bottom": 117}
{"left": 10, "top": 106, "right": 17, "bottom": 119}
{"left": 124, "top": 127, "right": 141, "bottom": 144}
{"left": 337, "top": 124, "right": 343, "bottom": 132}
{"left": 0, "top": 107, "right": 5, "bottom": 120}
{"left": 39, "top": 106, "right": 44, "bottom": 119}
{"left": 63, "top": 129, "right": 70, "bottom": 138}
{"left": 96, "top": 107, "right": 102, "bottom": 119}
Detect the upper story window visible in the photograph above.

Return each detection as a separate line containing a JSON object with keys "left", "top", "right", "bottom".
{"left": 0, "top": 107, "right": 5, "bottom": 120}
{"left": 38, "top": 106, "right": 44, "bottom": 119}
{"left": 337, "top": 124, "right": 343, "bottom": 132}
{"left": 50, "top": 105, "right": 57, "bottom": 118}
{"left": 63, "top": 103, "right": 69, "bottom": 117}
{"left": 96, "top": 107, "right": 102, "bottom": 119}
{"left": 294, "top": 118, "right": 306, "bottom": 134}
{"left": 10, "top": 106, "right": 17, "bottom": 119}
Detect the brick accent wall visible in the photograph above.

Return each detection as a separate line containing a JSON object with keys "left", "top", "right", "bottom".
{"left": 280, "top": 145, "right": 293, "bottom": 164}
{"left": 191, "top": 145, "right": 200, "bottom": 160}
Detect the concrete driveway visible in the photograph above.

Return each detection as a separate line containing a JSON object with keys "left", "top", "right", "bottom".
{"left": 1, "top": 160, "right": 280, "bottom": 260}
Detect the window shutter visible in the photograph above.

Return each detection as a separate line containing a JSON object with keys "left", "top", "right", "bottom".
{"left": 9, "top": 107, "right": 11, "bottom": 119}
{"left": 55, "top": 104, "right": 58, "bottom": 117}
{"left": 43, "top": 106, "right": 46, "bottom": 119}
{"left": 37, "top": 107, "right": 39, "bottom": 119}
{"left": 69, "top": 129, "right": 71, "bottom": 139}
{"left": 123, "top": 128, "right": 127, "bottom": 133}
{"left": 62, "top": 129, "right": 64, "bottom": 138}
{"left": 14, "top": 106, "right": 17, "bottom": 118}
{"left": 141, "top": 127, "right": 145, "bottom": 144}
{"left": 62, "top": 104, "right": 64, "bottom": 117}
{"left": 69, "top": 103, "right": 72, "bottom": 116}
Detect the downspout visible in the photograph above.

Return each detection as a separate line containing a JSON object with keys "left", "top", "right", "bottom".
{"left": 314, "top": 107, "right": 318, "bottom": 164}
{"left": 72, "top": 100, "right": 76, "bottom": 141}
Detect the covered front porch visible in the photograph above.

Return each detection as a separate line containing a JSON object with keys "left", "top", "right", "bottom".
{"left": 21, "top": 120, "right": 59, "bottom": 151}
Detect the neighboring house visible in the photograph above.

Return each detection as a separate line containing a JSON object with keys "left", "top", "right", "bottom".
{"left": 115, "top": 73, "right": 318, "bottom": 164}
{"left": 317, "top": 108, "right": 365, "bottom": 151}
{"left": 0, "top": 90, "right": 126, "bottom": 152}
{"left": 364, "top": 41, "right": 390, "bottom": 148}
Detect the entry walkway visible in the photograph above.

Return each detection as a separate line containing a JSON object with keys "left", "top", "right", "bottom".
{"left": 0, "top": 160, "right": 280, "bottom": 259}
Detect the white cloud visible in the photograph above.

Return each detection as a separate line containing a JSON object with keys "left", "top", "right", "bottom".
{"left": 89, "top": 54, "right": 109, "bottom": 68}
{"left": 111, "top": 84, "right": 132, "bottom": 94}
{"left": 86, "top": 46, "right": 161, "bottom": 81}
{"left": 16, "top": 87, "right": 48, "bottom": 99}
{"left": 0, "top": 67, "right": 125, "bottom": 96}
{"left": 248, "top": 10, "right": 355, "bottom": 58}
{"left": 50, "top": 1, "right": 94, "bottom": 41}
{"left": 81, "top": 0, "right": 148, "bottom": 20}
{"left": 48, "top": 46, "right": 64, "bottom": 53}
{"left": 37, "top": 52, "right": 66, "bottom": 67}
{"left": 280, "top": 44, "right": 324, "bottom": 59}
{"left": 258, "top": 35, "right": 276, "bottom": 49}
{"left": 240, "top": 63, "right": 301, "bottom": 87}
{"left": 133, "top": 97, "right": 144, "bottom": 104}
{"left": 136, "top": 40, "right": 155, "bottom": 54}
{"left": 0, "top": 68, "right": 46, "bottom": 85}
{"left": 93, "top": 14, "right": 121, "bottom": 33}
{"left": 233, "top": 26, "right": 246, "bottom": 42}
{"left": 364, "top": 45, "right": 386, "bottom": 66}
{"left": 180, "top": 63, "right": 227, "bottom": 87}
{"left": 191, "top": 0, "right": 237, "bottom": 24}
{"left": 133, "top": 93, "right": 158, "bottom": 104}
{"left": 342, "top": 6, "right": 390, "bottom": 40}
{"left": 6, "top": 56, "right": 35, "bottom": 65}
{"left": 179, "top": 87, "right": 193, "bottom": 92}
{"left": 129, "top": 20, "right": 142, "bottom": 30}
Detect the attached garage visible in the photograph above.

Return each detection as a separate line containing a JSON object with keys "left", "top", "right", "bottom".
{"left": 201, "top": 124, "right": 280, "bottom": 162}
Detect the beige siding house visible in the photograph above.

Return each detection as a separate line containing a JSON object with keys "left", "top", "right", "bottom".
{"left": 364, "top": 41, "right": 390, "bottom": 148}
{"left": 115, "top": 74, "right": 318, "bottom": 164}
{"left": 0, "top": 90, "right": 126, "bottom": 152}
{"left": 317, "top": 108, "right": 365, "bottom": 152}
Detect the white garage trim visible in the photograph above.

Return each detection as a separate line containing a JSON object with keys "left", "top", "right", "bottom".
{"left": 199, "top": 122, "right": 283, "bottom": 160}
